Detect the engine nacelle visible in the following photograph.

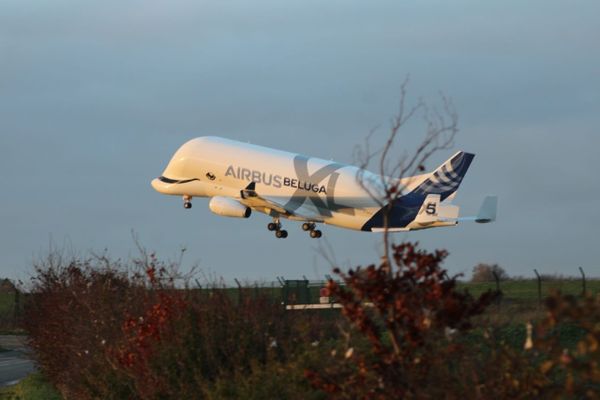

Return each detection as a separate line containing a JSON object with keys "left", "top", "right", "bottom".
{"left": 208, "top": 197, "right": 251, "bottom": 218}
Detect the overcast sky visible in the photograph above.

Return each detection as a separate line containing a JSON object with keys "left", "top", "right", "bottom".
{"left": 1, "top": 0, "right": 599, "bottom": 282}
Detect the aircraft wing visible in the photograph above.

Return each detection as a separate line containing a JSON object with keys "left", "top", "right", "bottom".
{"left": 238, "top": 182, "right": 325, "bottom": 222}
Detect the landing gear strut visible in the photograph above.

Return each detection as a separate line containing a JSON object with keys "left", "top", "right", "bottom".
{"left": 268, "top": 219, "right": 288, "bottom": 239}
{"left": 302, "top": 222, "right": 322, "bottom": 238}
{"left": 183, "top": 195, "right": 192, "bottom": 209}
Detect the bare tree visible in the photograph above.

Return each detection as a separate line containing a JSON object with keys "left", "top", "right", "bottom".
{"left": 353, "top": 77, "right": 458, "bottom": 271}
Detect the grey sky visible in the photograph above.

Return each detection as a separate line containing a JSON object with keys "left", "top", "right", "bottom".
{"left": 1, "top": 0, "right": 599, "bottom": 282}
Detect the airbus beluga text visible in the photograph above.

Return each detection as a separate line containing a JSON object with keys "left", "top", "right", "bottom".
{"left": 151, "top": 137, "right": 497, "bottom": 239}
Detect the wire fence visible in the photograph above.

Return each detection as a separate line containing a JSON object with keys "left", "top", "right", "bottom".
{"left": 0, "top": 268, "right": 597, "bottom": 331}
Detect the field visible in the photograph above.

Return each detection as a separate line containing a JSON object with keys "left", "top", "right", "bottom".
{"left": 459, "top": 278, "right": 600, "bottom": 300}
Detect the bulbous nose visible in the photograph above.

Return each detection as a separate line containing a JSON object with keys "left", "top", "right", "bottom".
{"left": 151, "top": 178, "right": 166, "bottom": 193}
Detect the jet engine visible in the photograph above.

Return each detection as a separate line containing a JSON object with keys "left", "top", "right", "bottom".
{"left": 209, "top": 197, "right": 251, "bottom": 218}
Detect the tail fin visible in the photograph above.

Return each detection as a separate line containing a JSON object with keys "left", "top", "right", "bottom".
{"left": 414, "top": 194, "right": 441, "bottom": 224}
{"left": 411, "top": 151, "right": 475, "bottom": 201}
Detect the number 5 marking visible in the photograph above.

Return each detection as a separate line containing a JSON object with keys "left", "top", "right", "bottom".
{"left": 426, "top": 203, "right": 437, "bottom": 215}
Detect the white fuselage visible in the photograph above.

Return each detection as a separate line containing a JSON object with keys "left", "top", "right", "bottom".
{"left": 152, "top": 137, "right": 429, "bottom": 231}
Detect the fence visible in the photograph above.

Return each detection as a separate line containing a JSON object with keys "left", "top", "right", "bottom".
{"left": 194, "top": 272, "right": 600, "bottom": 308}
{"left": 462, "top": 269, "right": 599, "bottom": 306}
{"left": 0, "top": 270, "right": 597, "bottom": 330}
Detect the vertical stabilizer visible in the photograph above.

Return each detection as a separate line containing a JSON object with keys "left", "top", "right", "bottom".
{"left": 411, "top": 151, "right": 475, "bottom": 200}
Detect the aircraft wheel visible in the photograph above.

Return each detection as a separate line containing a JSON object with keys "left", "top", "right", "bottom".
{"left": 268, "top": 222, "right": 277, "bottom": 231}
{"left": 184, "top": 202, "right": 192, "bottom": 209}
{"left": 302, "top": 222, "right": 312, "bottom": 231}
{"left": 281, "top": 230, "right": 288, "bottom": 238}
{"left": 276, "top": 230, "right": 288, "bottom": 239}
{"left": 310, "top": 230, "right": 322, "bottom": 238}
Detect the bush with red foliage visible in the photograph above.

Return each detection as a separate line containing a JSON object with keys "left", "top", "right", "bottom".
{"left": 25, "top": 244, "right": 600, "bottom": 399}
{"left": 305, "top": 242, "right": 600, "bottom": 399}
{"left": 25, "top": 252, "right": 333, "bottom": 399}
{"left": 533, "top": 293, "right": 600, "bottom": 397}
{"left": 305, "top": 242, "right": 500, "bottom": 398}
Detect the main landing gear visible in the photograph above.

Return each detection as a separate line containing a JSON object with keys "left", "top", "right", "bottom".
{"left": 302, "top": 222, "right": 322, "bottom": 238}
{"left": 268, "top": 220, "right": 322, "bottom": 239}
{"left": 183, "top": 195, "right": 192, "bottom": 209}
{"left": 268, "top": 219, "right": 288, "bottom": 239}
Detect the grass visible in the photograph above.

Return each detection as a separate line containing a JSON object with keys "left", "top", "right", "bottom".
{"left": 458, "top": 279, "right": 600, "bottom": 300}
{"left": 0, "top": 373, "right": 61, "bottom": 400}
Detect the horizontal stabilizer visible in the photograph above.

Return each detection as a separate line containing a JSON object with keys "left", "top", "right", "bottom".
{"left": 457, "top": 196, "right": 498, "bottom": 224}
{"left": 476, "top": 196, "right": 497, "bottom": 223}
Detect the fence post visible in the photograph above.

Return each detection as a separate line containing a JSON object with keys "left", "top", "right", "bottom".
{"left": 534, "top": 269, "right": 542, "bottom": 306}
{"left": 234, "top": 278, "right": 243, "bottom": 305}
{"left": 492, "top": 271, "right": 501, "bottom": 307}
{"left": 271, "top": 281, "right": 275, "bottom": 303}
{"left": 579, "top": 267, "right": 586, "bottom": 296}
{"left": 13, "top": 289, "right": 20, "bottom": 327}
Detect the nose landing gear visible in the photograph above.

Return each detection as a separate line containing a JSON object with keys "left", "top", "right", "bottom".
{"left": 183, "top": 195, "right": 192, "bottom": 209}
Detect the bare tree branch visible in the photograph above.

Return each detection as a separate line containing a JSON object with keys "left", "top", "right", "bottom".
{"left": 353, "top": 78, "right": 458, "bottom": 272}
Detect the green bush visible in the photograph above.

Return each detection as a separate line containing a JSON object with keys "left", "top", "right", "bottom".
{"left": 0, "top": 373, "right": 61, "bottom": 400}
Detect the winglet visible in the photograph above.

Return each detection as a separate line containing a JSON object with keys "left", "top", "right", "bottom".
{"left": 475, "top": 196, "right": 497, "bottom": 223}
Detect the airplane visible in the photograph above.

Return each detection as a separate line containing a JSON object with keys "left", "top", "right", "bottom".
{"left": 151, "top": 136, "right": 497, "bottom": 239}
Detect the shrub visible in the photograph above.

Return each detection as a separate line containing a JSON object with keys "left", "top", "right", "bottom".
{"left": 25, "top": 245, "right": 600, "bottom": 399}
{"left": 25, "top": 252, "right": 335, "bottom": 399}
{"left": 305, "top": 243, "right": 600, "bottom": 398}
{"left": 305, "top": 242, "right": 499, "bottom": 398}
